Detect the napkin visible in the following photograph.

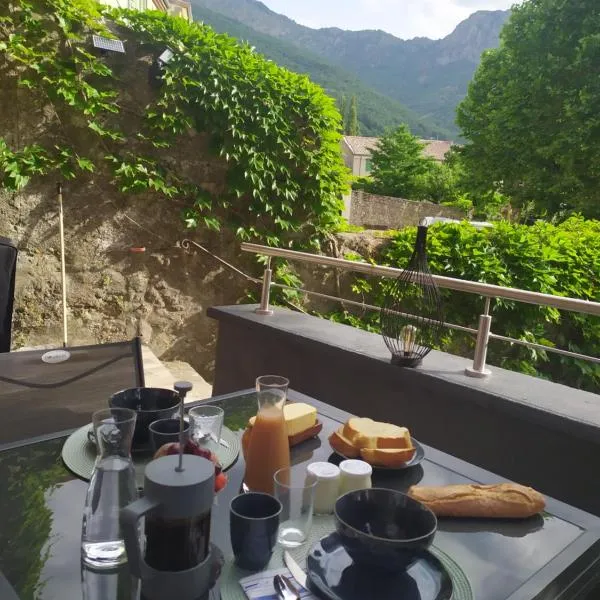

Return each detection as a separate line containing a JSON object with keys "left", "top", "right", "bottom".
{"left": 239, "top": 567, "right": 316, "bottom": 599}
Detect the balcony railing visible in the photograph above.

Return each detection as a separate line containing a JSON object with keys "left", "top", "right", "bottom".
{"left": 238, "top": 242, "right": 600, "bottom": 379}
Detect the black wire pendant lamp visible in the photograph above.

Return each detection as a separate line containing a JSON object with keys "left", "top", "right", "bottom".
{"left": 380, "top": 220, "right": 444, "bottom": 367}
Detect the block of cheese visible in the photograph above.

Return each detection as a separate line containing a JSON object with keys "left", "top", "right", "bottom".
{"left": 248, "top": 402, "right": 317, "bottom": 437}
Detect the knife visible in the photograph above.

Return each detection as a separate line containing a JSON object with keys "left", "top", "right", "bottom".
{"left": 283, "top": 550, "right": 308, "bottom": 590}
{"left": 274, "top": 574, "right": 300, "bottom": 600}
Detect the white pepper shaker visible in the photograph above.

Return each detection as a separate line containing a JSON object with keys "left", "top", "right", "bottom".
{"left": 306, "top": 462, "right": 341, "bottom": 514}
{"left": 339, "top": 459, "right": 372, "bottom": 495}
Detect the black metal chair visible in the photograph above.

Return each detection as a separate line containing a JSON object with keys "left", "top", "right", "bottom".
{"left": 0, "top": 338, "right": 145, "bottom": 445}
{"left": 0, "top": 237, "right": 17, "bottom": 353}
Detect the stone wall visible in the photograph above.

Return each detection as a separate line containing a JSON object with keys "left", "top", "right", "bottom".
{"left": 349, "top": 189, "right": 465, "bottom": 229}
{"left": 0, "top": 182, "right": 255, "bottom": 381}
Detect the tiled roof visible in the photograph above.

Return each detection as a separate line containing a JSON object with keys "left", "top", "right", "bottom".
{"left": 421, "top": 139, "right": 453, "bottom": 161}
{"left": 342, "top": 136, "right": 453, "bottom": 161}
{"left": 343, "top": 136, "right": 380, "bottom": 156}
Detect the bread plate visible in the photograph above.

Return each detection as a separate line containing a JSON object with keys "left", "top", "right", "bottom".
{"left": 331, "top": 437, "right": 425, "bottom": 470}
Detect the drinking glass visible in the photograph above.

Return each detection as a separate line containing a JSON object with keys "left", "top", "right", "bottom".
{"left": 189, "top": 404, "right": 224, "bottom": 447}
{"left": 149, "top": 418, "right": 190, "bottom": 453}
{"left": 82, "top": 408, "right": 138, "bottom": 569}
{"left": 273, "top": 467, "right": 317, "bottom": 548}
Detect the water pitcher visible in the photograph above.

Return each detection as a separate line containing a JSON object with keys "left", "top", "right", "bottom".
{"left": 82, "top": 407, "right": 138, "bottom": 569}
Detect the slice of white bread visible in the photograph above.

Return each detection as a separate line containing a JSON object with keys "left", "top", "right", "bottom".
{"left": 343, "top": 417, "right": 412, "bottom": 450}
{"left": 360, "top": 447, "right": 416, "bottom": 467}
{"left": 329, "top": 427, "right": 360, "bottom": 458}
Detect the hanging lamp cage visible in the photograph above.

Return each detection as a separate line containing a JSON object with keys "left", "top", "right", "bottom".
{"left": 380, "top": 221, "right": 445, "bottom": 367}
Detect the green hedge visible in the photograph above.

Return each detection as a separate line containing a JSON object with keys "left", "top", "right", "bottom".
{"left": 329, "top": 217, "right": 600, "bottom": 392}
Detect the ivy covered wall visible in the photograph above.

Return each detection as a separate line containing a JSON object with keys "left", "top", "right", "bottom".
{"left": 0, "top": 0, "right": 348, "bottom": 375}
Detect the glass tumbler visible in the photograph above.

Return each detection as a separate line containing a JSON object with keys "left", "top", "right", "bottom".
{"left": 189, "top": 404, "right": 225, "bottom": 448}
{"left": 82, "top": 407, "right": 138, "bottom": 569}
{"left": 274, "top": 467, "right": 317, "bottom": 548}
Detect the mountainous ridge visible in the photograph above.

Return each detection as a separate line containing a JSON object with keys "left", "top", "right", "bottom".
{"left": 190, "top": 0, "right": 510, "bottom": 137}
{"left": 191, "top": 4, "right": 453, "bottom": 138}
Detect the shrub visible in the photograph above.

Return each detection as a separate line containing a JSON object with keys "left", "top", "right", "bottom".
{"left": 327, "top": 217, "right": 600, "bottom": 392}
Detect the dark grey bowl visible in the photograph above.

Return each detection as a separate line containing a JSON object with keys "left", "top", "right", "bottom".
{"left": 110, "top": 387, "right": 180, "bottom": 450}
{"left": 334, "top": 488, "right": 437, "bottom": 572}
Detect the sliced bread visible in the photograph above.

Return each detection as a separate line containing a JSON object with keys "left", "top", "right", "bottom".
{"left": 329, "top": 427, "right": 360, "bottom": 458}
{"left": 343, "top": 417, "right": 412, "bottom": 450}
{"left": 360, "top": 447, "right": 416, "bottom": 467}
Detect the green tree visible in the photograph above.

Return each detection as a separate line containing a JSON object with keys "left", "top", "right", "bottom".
{"left": 456, "top": 0, "right": 600, "bottom": 219}
{"left": 366, "top": 125, "right": 435, "bottom": 199}
{"left": 338, "top": 95, "right": 348, "bottom": 131}
{"left": 347, "top": 95, "right": 360, "bottom": 135}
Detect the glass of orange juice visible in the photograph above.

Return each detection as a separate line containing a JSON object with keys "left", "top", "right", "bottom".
{"left": 243, "top": 376, "right": 291, "bottom": 495}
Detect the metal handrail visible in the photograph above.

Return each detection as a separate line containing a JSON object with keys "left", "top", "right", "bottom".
{"left": 240, "top": 243, "right": 600, "bottom": 317}
{"left": 240, "top": 242, "right": 600, "bottom": 378}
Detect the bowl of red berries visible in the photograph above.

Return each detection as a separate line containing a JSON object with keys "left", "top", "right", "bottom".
{"left": 154, "top": 439, "right": 228, "bottom": 493}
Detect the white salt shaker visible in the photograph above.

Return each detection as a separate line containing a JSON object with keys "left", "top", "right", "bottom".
{"left": 306, "top": 462, "right": 341, "bottom": 514}
{"left": 339, "top": 459, "right": 372, "bottom": 495}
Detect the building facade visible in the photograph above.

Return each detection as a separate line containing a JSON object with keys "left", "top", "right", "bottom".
{"left": 99, "top": 0, "right": 192, "bottom": 21}
{"left": 342, "top": 135, "right": 453, "bottom": 177}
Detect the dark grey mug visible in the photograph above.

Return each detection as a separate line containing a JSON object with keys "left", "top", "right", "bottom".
{"left": 149, "top": 418, "right": 190, "bottom": 453}
{"left": 230, "top": 493, "right": 282, "bottom": 571}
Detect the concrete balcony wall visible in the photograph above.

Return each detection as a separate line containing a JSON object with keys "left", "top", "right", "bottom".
{"left": 208, "top": 304, "right": 600, "bottom": 516}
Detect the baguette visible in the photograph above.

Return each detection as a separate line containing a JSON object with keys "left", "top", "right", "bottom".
{"left": 360, "top": 447, "right": 416, "bottom": 467}
{"left": 329, "top": 427, "right": 360, "bottom": 458}
{"left": 408, "top": 483, "right": 545, "bottom": 518}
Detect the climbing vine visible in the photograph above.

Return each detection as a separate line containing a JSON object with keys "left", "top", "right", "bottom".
{"left": 0, "top": 0, "right": 347, "bottom": 246}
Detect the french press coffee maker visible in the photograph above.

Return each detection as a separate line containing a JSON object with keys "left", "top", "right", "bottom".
{"left": 120, "top": 382, "right": 221, "bottom": 600}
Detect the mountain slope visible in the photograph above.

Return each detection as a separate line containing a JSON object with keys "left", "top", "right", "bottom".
{"left": 191, "top": 0, "right": 509, "bottom": 136}
{"left": 191, "top": 4, "right": 453, "bottom": 138}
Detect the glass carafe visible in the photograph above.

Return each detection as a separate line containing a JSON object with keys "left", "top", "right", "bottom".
{"left": 82, "top": 407, "right": 138, "bottom": 569}
{"left": 244, "top": 375, "right": 291, "bottom": 495}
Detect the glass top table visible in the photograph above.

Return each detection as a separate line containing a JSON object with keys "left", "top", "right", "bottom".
{"left": 0, "top": 388, "right": 599, "bottom": 600}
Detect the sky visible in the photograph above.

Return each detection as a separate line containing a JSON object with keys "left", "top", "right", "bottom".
{"left": 259, "top": 0, "right": 520, "bottom": 40}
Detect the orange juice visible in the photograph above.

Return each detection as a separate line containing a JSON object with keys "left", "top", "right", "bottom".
{"left": 244, "top": 404, "right": 290, "bottom": 494}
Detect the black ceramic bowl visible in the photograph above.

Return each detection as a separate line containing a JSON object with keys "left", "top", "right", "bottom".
{"left": 334, "top": 488, "right": 437, "bottom": 572}
{"left": 110, "top": 387, "right": 180, "bottom": 450}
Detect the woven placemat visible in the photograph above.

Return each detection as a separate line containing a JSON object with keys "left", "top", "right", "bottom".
{"left": 220, "top": 515, "right": 473, "bottom": 600}
{"left": 62, "top": 423, "right": 240, "bottom": 488}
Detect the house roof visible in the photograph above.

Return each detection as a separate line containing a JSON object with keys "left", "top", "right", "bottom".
{"left": 343, "top": 136, "right": 380, "bottom": 156}
{"left": 421, "top": 139, "right": 453, "bottom": 162}
{"left": 342, "top": 135, "right": 453, "bottom": 162}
